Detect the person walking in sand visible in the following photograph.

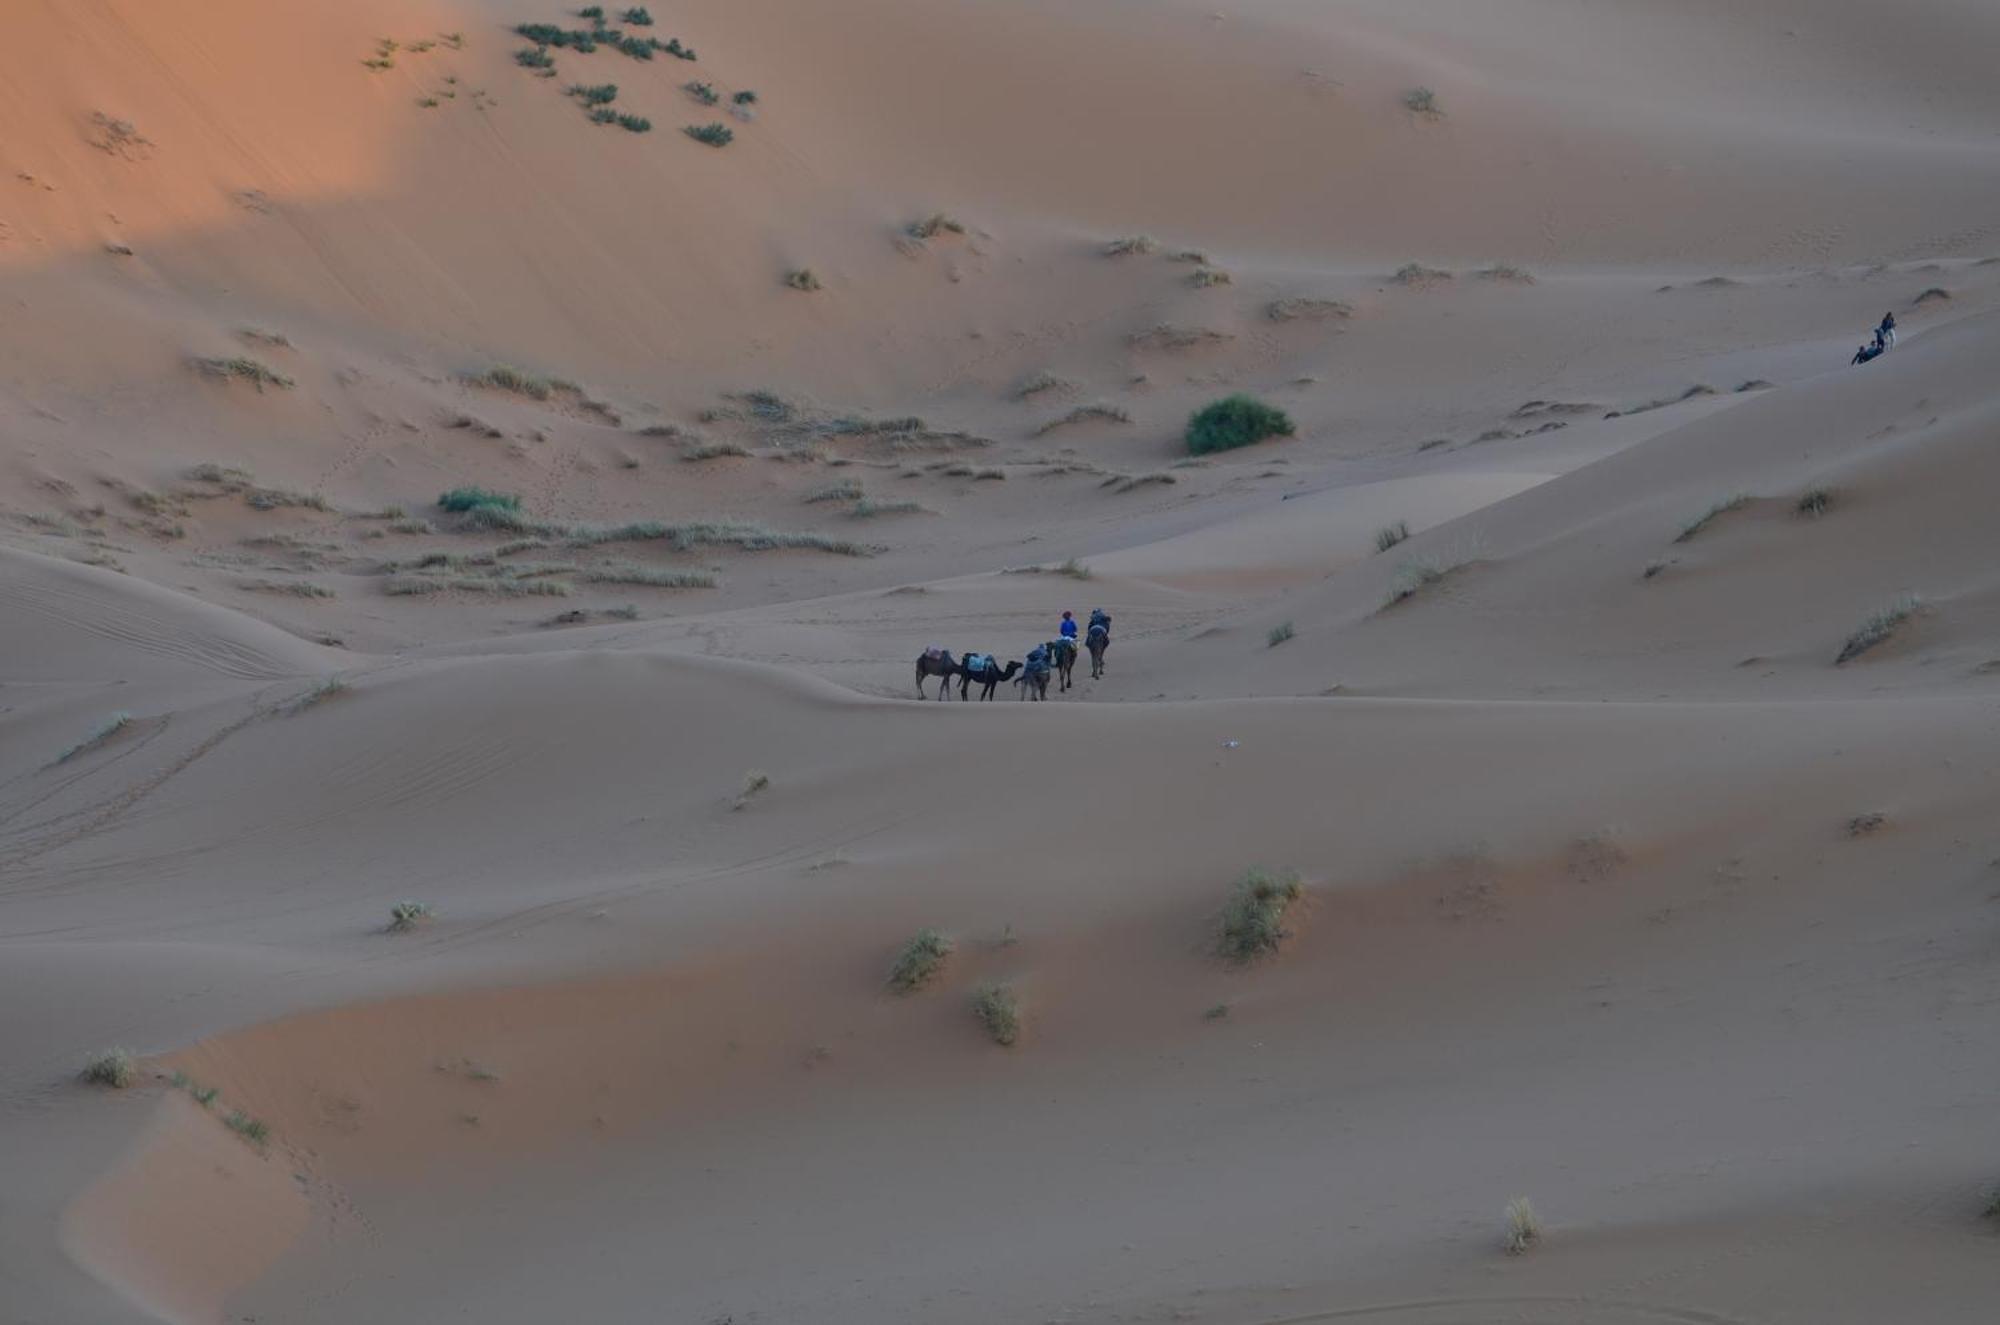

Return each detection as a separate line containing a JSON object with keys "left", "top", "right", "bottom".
{"left": 1878, "top": 312, "right": 1897, "bottom": 348}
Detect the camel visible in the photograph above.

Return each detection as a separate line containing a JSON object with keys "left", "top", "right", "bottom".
{"left": 1049, "top": 637, "right": 1078, "bottom": 692}
{"left": 914, "top": 648, "right": 959, "bottom": 700}
{"left": 1086, "top": 623, "right": 1109, "bottom": 679}
{"left": 1016, "top": 644, "right": 1057, "bottom": 701}
{"left": 958, "top": 655, "right": 1022, "bottom": 701}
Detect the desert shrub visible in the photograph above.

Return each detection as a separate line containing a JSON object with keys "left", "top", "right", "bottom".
{"left": 388, "top": 518, "right": 434, "bottom": 534}
{"left": 235, "top": 577, "right": 334, "bottom": 598}
{"left": 685, "top": 81, "right": 718, "bottom": 104}
{"left": 1186, "top": 395, "right": 1295, "bottom": 455}
{"left": 437, "top": 486, "right": 521, "bottom": 514}
{"left": 1203, "top": 1003, "right": 1230, "bottom": 1020}
{"left": 785, "top": 268, "right": 822, "bottom": 291}
{"left": 56, "top": 712, "right": 133, "bottom": 764}
{"left": 588, "top": 107, "right": 619, "bottom": 125}
{"left": 1796, "top": 487, "right": 1831, "bottom": 517}
{"left": 733, "top": 89, "right": 758, "bottom": 105}
{"left": 888, "top": 928, "right": 953, "bottom": 992}
{"left": 1675, "top": 493, "right": 1751, "bottom": 543}
{"left": 1404, "top": 87, "right": 1439, "bottom": 115}
{"left": 615, "top": 34, "right": 654, "bottom": 59}
{"left": 388, "top": 900, "right": 433, "bottom": 931}
{"left": 1836, "top": 594, "right": 1922, "bottom": 664}
{"left": 1220, "top": 868, "right": 1304, "bottom": 959}
{"left": 970, "top": 984, "right": 1021, "bottom": 1045}
{"left": 515, "top": 46, "right": 556, "bottom": 69}
{"left": 615, "top": 113, "right": 652, "bottom": 133}
{"left": 657, "top": 36, "right": 696, "bottom": 60}
{"left": 244, "top": 485, "right": 331, "bottom": 511}
{"left": 187, "top": 462, "right": 255, "bottom": 486}
{"left": 1504, "top": 1197, "right": 1541, "bottom": 1254}
{"left": 237, "top": 327, "right": 292, "bottom": 349}
{"left": 1267, "top": 297, "right": 1352, "bottom": 322}
{"left": 620, "top": 6, "right": 653, "bottom": 24}
{"left": 1189, "top": 267, "right": 1232, "bottom": 288}
{"left": 685, "top": 122, "right": 733, "bottom": 147}
{"left": 1267, "top": 621, "right": 1295, "bottom": 648}
{"left": 907, "top": 213, "right": 966, "bottom": 240}
{"left": 569, "top": 82, "right": 619, "bottom": 105}
{"left": 1057, "top": 557, "right": 1092, "bottom": 580}
{"left": 1846, "top": 811, "right": 1887, "bottom": 837}
{"left": 224, "top": 1111, "right": 270, "bottom": 1145}
{"left": 1104, "top": 234, "right": 1157, "bottom": 257}
{"left": 1915, "top": 287, "right": 1951, "bottom": 304}
{"left": 82, "top": 1048, "right": 137, "bottom": 1089}
{"left": 1375, "top": 520, "right": 1410, "bottom": 552}
{"left": 194, "top": 356, "right": 294, "bottom": 391}
{"left": 1392, "top": 262, "right": 1452, "bottom": 285}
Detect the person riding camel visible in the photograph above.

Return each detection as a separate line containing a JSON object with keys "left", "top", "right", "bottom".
{"left": 1058, "top": 610, "right": 1078, "bottom": 643}
{"left": 1087, "top": 608, "right": 1110, "bottom": 639}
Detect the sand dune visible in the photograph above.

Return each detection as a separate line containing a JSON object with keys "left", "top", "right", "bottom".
{"left": 5, "top": 2, "right": 2000, "bottom": 1323}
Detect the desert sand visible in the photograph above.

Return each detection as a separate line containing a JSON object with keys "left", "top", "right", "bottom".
{"left": 5, "top": 1, "right": 2000, "bottom": 1322}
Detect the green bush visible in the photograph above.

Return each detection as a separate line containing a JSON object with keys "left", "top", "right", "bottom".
{"left": 615, "top": 34, "right": 654, "bottom": 59}
{"left": 1185, "top": 394, "right": 1295, "bottom": 455}
{"left": 970, "top": 984, "right": 1021, "bottom": 1045}
{"left": 615, "top": 113, "right": 652, "bottom": 133}
{"left": 589, "top": 107, "right": 618, "bottom": 125}
{"left": 685, "top": 81, "right": 718, "bottom": 105}
{"left": 1220, "top": 868, "right": 1304, "bottom": 960}
{"left": 437, "top": 487, "right": 521, "bottom": 514}
{"left": 733, "top": 89, "right": 758, "bottom": 105}
{"left": 888, "top": 928, "right": 953, "bottom": 991}
{"left": 685, "top": 122, "right": 733, "bottom": 147}
{"left": 621, "top": 6, "right": 653, "bottom": 24}
{"left": 570, "top": 82, "right": 619, "bottom": 105}
{"left": 577, "top": 6, "right": 605, "bottom": 18}
{"left": 515, "top": 46, "right": 556, "bottom": 69}
{"left": 657, "top": 36, "right": 695, "bottom": 60}
{"left": 82, "top": 1048, "right": 138, "bottom": 1089}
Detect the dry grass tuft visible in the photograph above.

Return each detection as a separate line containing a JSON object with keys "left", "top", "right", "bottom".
{"left": 1504, "top": 1197, "right": 1541, "bottom": 1254}
{"left": 1375, "top": 520, "right": 1410, "bottom": 553}
{"left": 1836, "top": 594, "right": 1922, "bottom": 665}
{"left": 1220, "top": 868, "right": 1304, "bottom": 960}
{"left": 1104, "top": 234, "right": 1158, "bottom": 257}
{"left": 82, "top": 1048, "right": 138, "bottom": 1089}
{"left": 1675, "top": 493, "right": 1752, "bottom": 543}
{"left": 970, "top": 983, "right": 1021, "bottom": 1046}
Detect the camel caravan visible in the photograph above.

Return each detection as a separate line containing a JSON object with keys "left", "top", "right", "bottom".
{"left": 915, "top": 609, "right": 1111, "bottom": 701}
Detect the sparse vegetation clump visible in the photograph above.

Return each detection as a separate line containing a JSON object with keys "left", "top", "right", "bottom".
{"left": 1186, "top": 394, "right": 1295, "bottom": 455}
{"left": 851, "top": 498, "right": 929, "bottom": 518}
{"left": 1220, "top": 868, "right": 1304, "bottom": 961}
{"left": 1836, "top": 594, "right": 1922, "bottom": 664}
{"left": 784, "top": 267, "right": 822, "bottom": 291}
{"left": 388, "top": 900, "right": 433, "bottom": 932}
{"left": 224, "top": 1111, "right": 270, "bottom": 1146}
{"left": 1267, "top": 621, "right": 1295, "bottom": 648}
{"left": 684, "top": 122, "right": 733, "bottom": 147}
{"left": 581, "top": 564, "right": 716, "bottom": 588}
{"left": 1016, "top": 371, "right": 1075, "bottom": 399}
{"left": 1375, "top": 520, "right": 1411, "bottom": 552}
{"left": 1104, "top": 234, "right": 1157, "bottom": 257}
{"left": 888, "top": 928, "right": 953, "bottom": 992}
{"left": 1675, "top": 493, "right": 1752, "bottom": 543}
{"left": 1034, "top": 404, "right": 1131, "bottom": 436}
{"left": 684, "top": 80, "right": 719, "bottom": 105}
{"left": 615, "top": 113, "right": 652, "bottom": 133}
{"left": 194, "top": 356, "right": 294, "bottom": 391}
{"left": 1382, "top": 554, "right": 1460, "bottom": 608}
{"left": 437, "top": 486, "right": 522, "bottom": 515}
{"left": 82, "top": 1048, "right": 138, "bottom": 1089}
{"left": 1404, "top": 86, "right": 1440, "bottom": 115}
{"left": 733, "top": 89, "right": 758, "bottom": 105}
{"left": 907, "top": 213, "right": 966, "bottom": 240}
{"left": 1796, "top": 487, "right": 1832, "bottom": 517}
{"left": 588, "top": 107, "right": 619, "bottom": 125}
{"left": 970, "top": 983, "right": 1021, "bottom": 1046}
{"left": 1504, "top": 1197, "right": 1541, "bottom": 1254}
{"left": 681, "top": 441, "right": 752, "bottom": 461}
{"left": 1267, "top": 297, "right": 1353, "bottom": 323}
{"left": 1188, "top": 267, "right": 1232, "bottom": 288}
{"left": 805, "top": 479, "right": 864, "bottom": 504}
{"left": 569, "top": 82, "right": 618, "bottom": 105}
{"left": 620, "top": 6, "right": 654, "bottom": 24}
{"left": 471, "top": 364, "right": 556, "bottom": 399}
{"left": 1473, "top": 263, "right": 1535, "bottom": 284}
{"left": 1392, "top": 262, "right": 1452, "bottom": 286}
{"left": 515, "top": 46, "right": 556, "bottom": 70}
